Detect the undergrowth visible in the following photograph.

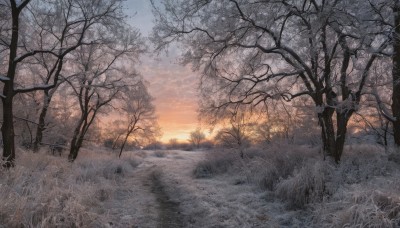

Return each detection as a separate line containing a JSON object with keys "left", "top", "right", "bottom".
{"left": 0, "top": 149, "right": 141, "bottom": 227}
{"left": 193, "top": 144, "right": 400, "bottom": 227}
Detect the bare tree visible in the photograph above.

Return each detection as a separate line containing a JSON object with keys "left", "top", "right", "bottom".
{"left": 391, "top": 0, "right": 400, "bottom": 147}
{"left": 189, "top": 128, "right": 205, "bottom": 149}
{"left": 0, "top": 0, "right": 127, "bottom": 166}
{"left": 66, "top": 33, "right": 144, "bottom": 161}
{"left": 357, "top": 0, "right": 400, "bottom": 148}
{"left": 214, "top": 108, "right": 256, "bottom": 158}
{"left": 152, "top": 0, "right": 390, "bottom": 162}
{"left": 31, "top": 0, "right": 137, "bottom": 152}
{"left": 118, "top": 82, "right": 159, "bottom": 158}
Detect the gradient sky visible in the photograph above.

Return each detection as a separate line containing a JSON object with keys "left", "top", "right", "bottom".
{"left": 124, "top": 1, "right": 201, "bottom": 142}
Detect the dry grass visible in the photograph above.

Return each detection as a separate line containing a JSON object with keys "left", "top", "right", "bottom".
{"left": 244, "top": 145, "right": 317, "bottom": 191}
{"left": 0, "top": 149, "right": 147, "bottom": 227}
{"left": 193, "top": 150, "right": 237, "bottom": 178}
{"left": 189, "top": 144, "right": 400, "bottom": 226}
{"left": 275, "top": 160, "right": 326, "bottom": 209}
{"left": 0, "top": 144, "right": 398, "bottom": 227}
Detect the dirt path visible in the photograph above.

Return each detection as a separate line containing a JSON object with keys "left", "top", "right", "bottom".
{"left": 101, "top": 164, "right": 159, "bottom": 228}
{"left": 150, "top": 170, "right": 184, "bottom": 228}
{"left": 126, "top": 155, "right": 187, "bottom": 228}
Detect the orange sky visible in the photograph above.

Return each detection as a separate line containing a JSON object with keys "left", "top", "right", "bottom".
{"left": 124, "top": 1, "right": 205, "bottom": 143}
{"left": 138, "top": 57, "right": 201, "bottom": 142}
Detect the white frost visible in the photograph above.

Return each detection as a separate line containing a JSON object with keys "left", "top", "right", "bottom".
{"left": 0, "top": 75, "right": 10, "bottom": 81}
{"left": 15, "top": 0, "right": 22, "bottom": 7}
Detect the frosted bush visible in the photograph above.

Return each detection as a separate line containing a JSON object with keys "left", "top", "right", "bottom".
{"left": 243, "top": 145, "right": 316, "bottom": 190}
{"left": 337, "top": 145, "right": 390, "bottom": 184}
{"left": 317, "top": 189, "right": 400, "bottom": 227}
{"left": 275, "top": 160, "right": 326, "bottom": 209}
{"left": 193, "top": 150, "right": 237, "bottom": 178}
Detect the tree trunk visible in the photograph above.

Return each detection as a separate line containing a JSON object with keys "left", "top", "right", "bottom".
{"left": 318, "top": 104, "right": 351, "bottom": 163}
{"left": 2, "top": 5, "right": 19, "bottom": 167}
{"left": 335, "top": 112, "right": 350, "bottom": 163}
{"left": 119, "top": 133, "right": 130, "bottom": 158}
{"left": 68, "top": 118, "right": 85, "bottom": 162}
{"left": 319, "top": 109, "right": 336, "bottom": 158}
{"left": 1, "top": 96, "right": 15, "bottom": 167}
{"left": 33, "top": 90, "right": 52, "bottom": 152}
{"left": 392, "top": 3, "right": 400, "bottom": 147}
{"left": 119, "top": 123, "right": 138, "bottom": 158}
{"left": 68, "top": 111, "right": 95, "bottom": 162}
{"left": 68, "top": 145, "right": 80, "bottom": 162}
{"left": 68, "top": 133, "right": 84, "bottom": 162}
{"left": 318, "top": 108, "right": 350, "bottom": 163}
{"left": 384, "top": 121, "right": 389, "bottom": 147}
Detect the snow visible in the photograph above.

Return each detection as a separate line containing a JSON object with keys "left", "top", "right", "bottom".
{"left": 15, "top": 0, "right": 22, "bottom": 7}
{"left": 14, "top": 84, "right": 53, "bottom": 93}
{"left": 0, "top": 149, "right": 158, "bottom": 227}
{"left": 144, "top": 145, "right": 400, "bottom": 227}
{"left": 143, "top": 149, "right": 312, "bottom": 227}
{"left": 0, "top": 75, "right": 10, "bottom": 81}
{"left": 0, "top": 145, "right": 399, "bottom": 227}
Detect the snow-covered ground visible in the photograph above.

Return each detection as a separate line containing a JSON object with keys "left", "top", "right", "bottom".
{"left": 142, "top": 146, "right": 400, "bottom": 227}
{"left": 0, "top": 145, "right": 399, "bottom": 227}
{"left": 144, "top": 150, "right": 306, "bottom": 227}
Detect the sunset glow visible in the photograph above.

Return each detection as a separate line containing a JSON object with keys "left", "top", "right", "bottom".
{"left": 122, "top": 1, "right": 203, "bottom": 143}
{"left": 2, "top": 0, "right": 398, "bottom": 226}
{"left": 158, "top": 112, "right": 199, "bottom": 142}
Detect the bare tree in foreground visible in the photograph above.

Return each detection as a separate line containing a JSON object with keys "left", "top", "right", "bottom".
{"left": 152, "top": 0, "right": 390, "bottom": 162}
{"left": 0, "top": 0, "right": 127, "bottom": 166}
{"left": 66, "top": 30, "right": 144, "bottom": 161}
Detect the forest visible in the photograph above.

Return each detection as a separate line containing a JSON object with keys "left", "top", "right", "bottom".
{"left": 1, "top": 0, "right": 400, "bottom": 227}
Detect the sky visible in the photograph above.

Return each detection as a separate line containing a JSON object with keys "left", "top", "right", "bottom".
{"left": 123, "top": 1, "right": 201, "bottom": 142}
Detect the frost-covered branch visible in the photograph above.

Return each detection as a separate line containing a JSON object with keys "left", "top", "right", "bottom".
{"left": 368, "top": 88, "right": 397, "bottom": 122}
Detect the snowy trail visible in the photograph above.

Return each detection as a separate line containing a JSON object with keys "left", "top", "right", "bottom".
{"left": 109, "top": 150, "right": 198, "bottom": 228}
{"left": 141, "top": 150, "right": 300, "bottom": 227}
{"left": 100, "top": 163, "right": 159, "bottom": 228}
{"left": 137, "top": 150, "right": 206, "bottom": 227}
{"left": 150, "top": 170, "right": 184, "bottom": 228}
{"left": 108, "top": 160, "right": 185, "bottom": 228}
{"left": 128, "top": 150, "right": 294, "bottom": 227}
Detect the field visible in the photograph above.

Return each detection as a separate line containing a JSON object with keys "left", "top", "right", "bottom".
{"left": 0, "top": 145, "right": 399, "bottom": 227}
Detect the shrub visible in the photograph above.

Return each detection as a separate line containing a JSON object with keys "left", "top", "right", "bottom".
{"left": 193, "top": 150, "right": 236, "bottom": 178}
{"left": 244, "top": 145, "right": 314, "bottom": 191}
{"left": 335, "top": 145, "right": 390, "bottom": 185}
{"left": 275, "top": 160, "right": 327, "bottom": 209}
{"left": 317, "top": 190, "right": 400, "bottom": 227}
